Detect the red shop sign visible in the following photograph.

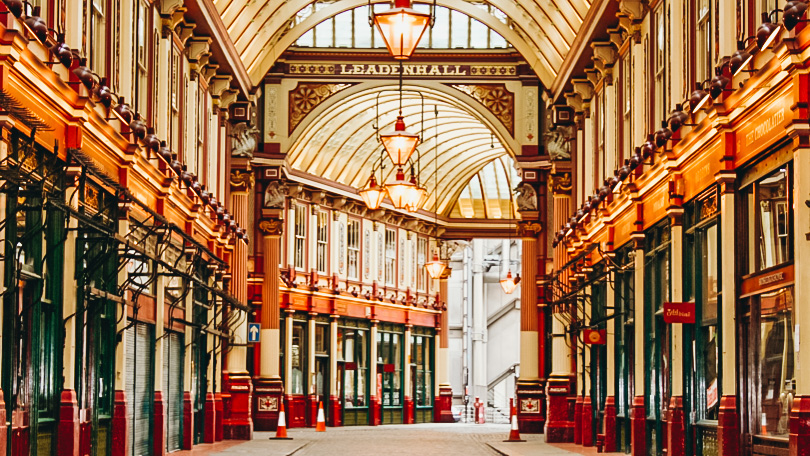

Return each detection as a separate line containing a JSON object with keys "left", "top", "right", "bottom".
{"left": 583, "top": 329, "right": 606, "bottom": 345}
{"left": 383, "top": 363, "right": 395, "bottom": 373}
{"left": 663, "top": 302, "right": 696, "bottom": 324}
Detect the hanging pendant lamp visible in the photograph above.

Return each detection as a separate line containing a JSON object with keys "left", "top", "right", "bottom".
{"left": 500, "top": 270, "right": 520, "bottom": 294}
{"left": 404, "top": 172, "right": 428, "bottom": 212}
{"left": 425, "top": 250, "right": 447, "bottom": 279}
{"left": 386, "top": 167, "right": 416, "bottom": 209}
{"left": 359, "top": 173, "right": 388, "bottom": 210}
{"left": 380, "top": 115, "right": 420, "bottom": 166}
{"left": 373, "top": 0, "right": 431, "bottom": 60}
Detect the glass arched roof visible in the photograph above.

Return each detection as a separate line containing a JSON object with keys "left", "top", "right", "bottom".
{"left": 295, "top": 4, "right": 509, "bottom": 49}
{"left": 286, "top": 84, "right": 516, "bottom": 218}
{"left": 213, "top": 0, "right": 595, "bottom": 87}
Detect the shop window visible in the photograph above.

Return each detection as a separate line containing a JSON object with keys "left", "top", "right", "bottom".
{"left": 170, "top": 48, "right": 181, "bottom": 154}
{"left": 417, "top": 238, "right": 427, "bottom": 291}
{"left": 338, "top": 325, "right": 368, "bottom": 409}
{"left": 88, "top": 0, "right": 107, "bottom": 76}
{"left": 685, "top": 188, "right": 721, "bottom": 425}
{"left": 744, "top": 163, "right": 793, "bottom": 273}
{"left": 620, "top": 50, "right": 631, "bottom": 164}
{"left": 291, "top": 322, "right": 307, "bottom": 395}
{"left": 411, "top": 330, "right": 433, "bottom": 408}
{"left": 133, "top": 0, "right": 150, "bottom": 118}
{"left": 378, "top": 328, "right": 403, "bottom": 408}
{"left": 314, "top": 323, "right": 329, "bottom": 400}
{"left": 316, "top": 210, "right": 329, "bottom": 274}
{"left": 385, "top": 228, "right": 396, "bottom": 286}
{"left": 294, "top": 204, "right": 307, "bottom": 271}
{"left": 695, "top": 0, "right": 713, "bottom": 87}
{"left": 348, "top": 219, "right": 360, "bottom": 280}
{"left": 653, "top": 2, "right": 668, "bottom": 127}
{"left": 613, "top": 244, "right": 635, "bottom": 452}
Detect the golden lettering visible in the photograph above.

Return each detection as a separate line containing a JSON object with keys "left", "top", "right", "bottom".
{"left": 455, "top": 65, "right": 467, "bottom": 75}
{"left": 429, "top": 65, "right": 442, "bottom": 76}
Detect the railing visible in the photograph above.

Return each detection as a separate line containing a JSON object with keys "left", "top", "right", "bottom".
{"left": 694, "top": 421, "right": 718, "bottom": 456}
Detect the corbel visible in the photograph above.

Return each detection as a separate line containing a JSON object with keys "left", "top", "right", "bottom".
{"left": 209, "top": 74, "right": 233, "bottom": 99}
{"left": 175, "top": 20, "right": 196, "bottom": 46}
{"left": 616, "top": 16, "right": 642, "bottom": 43}
{"left": 591, "top": 41, "right": 618, "bottom": 68}
{"left": 564, "top": 91, "right": 583, "bottom": 113}
{"left": 217, "top": 89, "right": 239, "bottom": 111}
{"left": 585, "top": 67, "right": 601, "bottom": 87}
{"left": 608, "top": 28, "right": 624, "bottom": 49}
{"left": 187, "top": 36, "right": 211, "bottom": 62}
{"left": 201, "top": 64, "right": 220, "bottom": 85}
{"left": 571, "top": 78, "right": 593, "bottom": 102}
{"left": 618, "top": 0, "right": 645, "bottom": 22}
{"left": 160, "top": 3, "right": 187, "bottom": 38}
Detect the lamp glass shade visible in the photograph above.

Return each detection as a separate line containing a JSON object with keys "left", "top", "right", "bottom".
{"left": 425, "top": 253, "right": 447, "bottom": 279}
{"left": 380, "top": 116, "right": 420, "bottom": 166}
{"left": 360, "top": 174, "right": 387, "bottom": 210}
{"left": 373, "top": 0, "right": 431, "bottom": 59}
{"left": 404, "top": 184, "right": 428, "bottom": 212}
{"left": 500, "top": 270, "right": 518, "bottom": 294}
{"left": 386, "top": 168, "right": 416, "bottom": 209}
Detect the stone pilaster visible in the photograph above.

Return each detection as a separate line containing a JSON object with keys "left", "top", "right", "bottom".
{"left": 434, "top": 268, "right": 454, "bottom": 422}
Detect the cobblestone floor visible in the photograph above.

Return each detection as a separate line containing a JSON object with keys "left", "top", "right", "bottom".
{"left": 172, "top": 423, "right": 622, "bottom": 456}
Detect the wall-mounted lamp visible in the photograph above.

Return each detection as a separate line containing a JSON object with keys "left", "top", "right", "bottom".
{"left": 689, "top": 82, "right": 711, "bottom": 113}
{"left": 784, "top": 1, "right": 809, "bottom": 31}
{"left": 654, "top": 120, "right": 673, "bottom": 148}
{"left": 709, "top": 64, "right": 731, "bottom": 99}
{"left": 730, "top": 41, "right": 754, "bottom": 76}
{"left": 668, "top": 104, "right": 690, "bottom": 132}
{"left": 757, "top": 11, "right": 782, "bottom": 50}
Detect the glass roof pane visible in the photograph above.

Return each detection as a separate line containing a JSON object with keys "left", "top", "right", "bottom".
{"left": 490, "top": 30, "right": 507, "bottom": 48}
{"left": 450, "top": 10, "right": 469, "bottom": 48}
{"left": 315, "top": 20, "right": 333, "bottom": 47}
{"left": 354, "top": 6, "right": 372, "bottom": 47}
{"left": 470, "top": 19, "right": 488, "bottom": 48}
{"left": 431, "top": 6, "right": 450, "bottom": 48}
{"left": 335, "top": 10, "right": 353, "bottom": 48}
{"left": 298, "top": 28, "right": 314, "bottom": 47}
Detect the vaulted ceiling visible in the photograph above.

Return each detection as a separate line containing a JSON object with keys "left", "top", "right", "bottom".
{"left": 213, "top": 0, "right": 594, "bottom": 88}
{"left": 287, "top": 84, "right": 518, "bottom": 218}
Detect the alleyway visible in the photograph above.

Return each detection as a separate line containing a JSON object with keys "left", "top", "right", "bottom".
{"left": 175, "top": 424, "right": 621, "bottom": 456}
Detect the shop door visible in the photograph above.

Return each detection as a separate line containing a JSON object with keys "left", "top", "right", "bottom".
{"left": 191, "top": 307, "right": 208, "bottom": 444}
{"left": 163, "top": 332, "right": 184, "bottom": 452}
{"left": 125, "top": 322, "right": 154, "bottom": 456}
{"left": 315, "top": 357, "right": 328, "bottom": 421}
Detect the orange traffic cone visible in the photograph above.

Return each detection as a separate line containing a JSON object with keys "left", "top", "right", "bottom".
{"left": 271, "top": 402, "right": 293, "bottom": 440}
{"left": 316, "top": 401, "right": 326, "bottom": 432}
{"left": 504, "top": 399, "right": 525, "bottom": 442}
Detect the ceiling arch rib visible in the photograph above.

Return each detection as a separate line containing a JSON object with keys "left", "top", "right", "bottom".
{"left": 211, "top": 0, "right": 593, "bottom": 88}
{"left": 287, "top": 85, "right": 515, "bottom": 218}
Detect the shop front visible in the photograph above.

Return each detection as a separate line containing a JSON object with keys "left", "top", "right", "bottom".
{"left": 337, "top": 320, "right": 370, "bottom": 426}
{"left": 377, "top": 323, "right": 405, "bottom": 425}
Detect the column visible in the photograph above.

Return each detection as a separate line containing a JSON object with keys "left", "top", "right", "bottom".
{"left": 792, "top": 134, "right": 810, "bottom": 454}
{"left": 630, "top": 231, "right": 646, "bottom": 456}
{"left": 667, "top": 210, "right": 685, "bottom": 456}
{"left": 183, "top": 289, "right": 194, "bottom": 450}
{"left": 435, "top": 268, "right": 454, "bottom": 422}
{"left": 254, "top": 216, "right": 284, "bottom": 430}
{"left": 581, "top": 286, "right": 593, "bottom": 447}
{"left": 307, "top": 315, "right": 317, "bottom": 426}
{"left": 716, "top": 174, "right": 739, "bottom": 456}
{"left": 516, "top": 220, "right": 543, "bottom": 433}
{"left": 58, "top": 182, "right": 80, "bottom": 456}
{"left": 329, "top": 316, "right": 339, "bottom": 426}
{"left": 223, "top": 171, "right": 253, "bottom": 440}
{"left": 547, "top": 171, "right": 574, "bottom": 442}
{"left": 0, "top": 167, "right": 5, "bottom": 453}
{"left": 111, "top": 215, "right": 130, "bottom": 456}
{"left": 153, "top": 265, "right": 167, "bottom": 456}
{"left": 204, "top": 274, "right": 218, "bottom": 444}
{"left": 404, "top": 325, "right": 414, "bottom": 424}
{"left": 603, "top": 265, "right": 618, "bottom": 452}
{"left": 370, "top": 321, "right": 380, "bottom": 425}
{"left": 284, "top": 310, "right": 294, "bottom": 408}
{"left": 471, "top": 240, "right": 487, "bottom": 403}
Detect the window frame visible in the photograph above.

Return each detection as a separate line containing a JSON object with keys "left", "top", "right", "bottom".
{"left": 347, "top": 218, "right": 361, "bottom": 280}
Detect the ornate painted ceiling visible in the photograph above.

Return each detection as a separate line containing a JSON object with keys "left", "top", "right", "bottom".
{"left": 213, "top": 0, "right": 594, "bottom": 88}
{"left": 286, "top": 84, "right": 518, "bottom": 218}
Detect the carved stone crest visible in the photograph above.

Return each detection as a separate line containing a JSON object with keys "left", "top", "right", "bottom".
{"left": 515, "top": 182, "right": 538, "bottom": 211}
{"left": 230, "top": 122, "right": 259, "bottom": 158}
{"left": 548, "top": 172, "right": 572, "bottom": 196}
{"left": 258, "top": 218, "right": 284, "bottom": 236}
{"left": 263, "top": 181, "right": 288, "bottom": 209}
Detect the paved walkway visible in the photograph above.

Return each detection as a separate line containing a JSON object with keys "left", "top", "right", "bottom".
{"left": 173, "top": 423, "right": 624, "bottom": 456}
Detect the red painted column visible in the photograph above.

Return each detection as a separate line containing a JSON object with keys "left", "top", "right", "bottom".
{"left": 111, "top": 390, "right": 128, "bottom": 456}
{"left": 790, "top": 395, "right": 810, "bottom": 456}
{"left": 306, "top": 395, "right": 318, "bottom": 427}
{"left": 215, "top": 392, "right": 225, "bottom": 441}
{"left": 717, "top": 395, "right": 739, "bottom": 456}
{"left": 603, "top": 395, "right": 617, "bottom": 452}
{"left": 630, "top": 396, "right": 646, "bottom": 456}
{"left": 203, "top": 392, "right": 216, "bottom": 443}
{"left": 182, "top": 392, "right": 193, "bottom": 450}
{"left": 153, "top": 391, "right": 166, "bottom": 456}
{"left": 57, "top": 390, "right": 80, "bottom": 456}
{"left": 253, "top": 215, "right": 284, "bottom": 432}
{"left": 666, "top": 396, "right": 685, "bottom": 456}
{"left": 581, "top": 396, "right": 593, "bottom": 447}
{"left": 573, "top": 395, "right": 583, "bottom": 444}
{"left": 434, "top": 268, "right": 455, "bottom": 423}
{"left": 545, "top": 377, "right": 574, "bottom": 442}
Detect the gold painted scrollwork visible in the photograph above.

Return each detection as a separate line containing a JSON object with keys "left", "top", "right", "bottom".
{"left": 230, "top": 169, "right": 254, "bottom": 193}
{"left": 258, "top": 218, "right": 284, "bottom": 236}
{"left": 517, "top": 221, "right": 543, "bottom": 237}
{"left": 548, "top": 172, "right": 572, "bottom": 196}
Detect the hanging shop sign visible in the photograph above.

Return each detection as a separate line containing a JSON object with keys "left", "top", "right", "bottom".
{"left": 286, "top": 62, "right": 518, "bottom": 78}
{"left": 663, "top": 302, "right": 696, "bottom": 324}
{"left": 583, "top": 329, "right": 607, "bottom": 345}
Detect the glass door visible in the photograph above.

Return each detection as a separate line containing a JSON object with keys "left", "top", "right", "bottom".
{"left": 377, "top": 327, "right": 404, "bottom": 424}
{"left": 338, "top": 324, "right": 369, "bottom": 425}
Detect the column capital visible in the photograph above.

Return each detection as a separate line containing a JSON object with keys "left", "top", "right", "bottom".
{"left": 517, "top": 221, "right": 543, "bottom": 238}
{"left": 549, "top": 171, "right": 573, "bottom": 196}
{"left": 258, "top": 218, "right": 283, "bottom": 236}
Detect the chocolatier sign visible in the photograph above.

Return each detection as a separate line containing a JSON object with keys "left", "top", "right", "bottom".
{"left": 663, "top": 302, "right": 696, "bottom": 324}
